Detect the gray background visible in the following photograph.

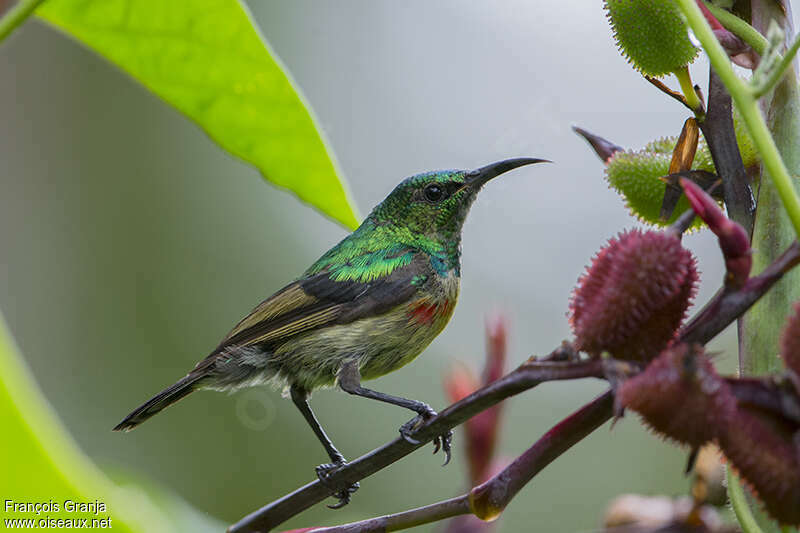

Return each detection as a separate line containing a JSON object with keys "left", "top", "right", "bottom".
{"left": 3, "top": 1, "right": 779, "bottom": 531}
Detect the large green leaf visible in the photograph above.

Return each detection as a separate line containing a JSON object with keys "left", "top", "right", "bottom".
{"left": 36, "top": 0, "right": 360, "bottom": 229}
{"left": 0, "top": 314, "right": 172, "bottom": 531}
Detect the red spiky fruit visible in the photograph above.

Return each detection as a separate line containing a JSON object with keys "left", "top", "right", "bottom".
{"left": 718, "top": 405, "right": 800, "bottom": 525}
{"left": 570, "top": 229, "right": 697, "bottom": 361}
{"left": 618, "top": 343, "right": 737, "bottom": 447}
{"left": 779, "top": 302, "right": 800, "bottom": 392}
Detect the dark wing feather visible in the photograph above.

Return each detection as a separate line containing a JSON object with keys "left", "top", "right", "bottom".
{"left": 213, "top": 251, "right": 429, "bottom": 353}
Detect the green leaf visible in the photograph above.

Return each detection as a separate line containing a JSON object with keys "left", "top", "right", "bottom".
{"left": 0, "top": 313, "right": 171, "bottom": 531}
{"left": 36, "top": 0, "right": 361, "bottom": 229}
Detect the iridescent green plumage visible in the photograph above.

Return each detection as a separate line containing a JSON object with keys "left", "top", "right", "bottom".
{"left": 114, "top": 158, "right": 546, "bottom": 507}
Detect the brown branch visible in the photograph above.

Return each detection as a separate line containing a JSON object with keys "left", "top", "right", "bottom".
{"left": 230, "top": 237, "right": 800, "bottom": 533}
{"left": 644, "top": 76, "right": 696, "bottom": 112}
{"left": 285, "top": 391, "right": 614, "bottom": 533}
{"left": 698, "top": 69, "right": 756, "bottom": 235}
{"left": 227, "top": 357, "right": 606, "bottom": 533}
{"left": 679, "top": 241, "right": 800, "bottom": 344}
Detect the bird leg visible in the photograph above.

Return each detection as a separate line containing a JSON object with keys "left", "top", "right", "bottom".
{"left": 289, "top": 385, "right": 359, "bottom": 509}
{"left": 338, "top": 360, "right": 453, "bottom": 466}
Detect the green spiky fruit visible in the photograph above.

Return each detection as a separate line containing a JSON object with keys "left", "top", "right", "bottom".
{"left": 606, "top": 115, "right": 759, "bottom": 227}
{"left": 605, "top": 0, "right": 699, "bottom": 77}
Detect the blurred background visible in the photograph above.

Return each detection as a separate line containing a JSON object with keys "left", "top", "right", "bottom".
{"left": 2, "top": 1, "right": 787, "bottom": 531}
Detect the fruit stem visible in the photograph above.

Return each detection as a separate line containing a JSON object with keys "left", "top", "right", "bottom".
{"left": 675, "top": 66, "right": 704, "bottom": 115}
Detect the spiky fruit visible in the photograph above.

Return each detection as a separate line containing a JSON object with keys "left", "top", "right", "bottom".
{"left": 779, "top": 303, "right": 800, "bottom": 390}
{"left": 606, "top": 119, "right": 758, "bottom": 227}
{"left": 618, "top": 344, "right": 736, "bottom": 446}
{"left": 605, "top": 0, "right": 698, "bottom": 77}
{"left": 570, "top": 229, "right": 697, "bottom": 361}
{"left": 718, "top": 405, "right": 800, "bottom": 525}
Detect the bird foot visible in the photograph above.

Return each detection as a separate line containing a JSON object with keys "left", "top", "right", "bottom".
{"left": 315, "top": 460, "right": 360, "bottom": 509}
{"left": 398, "top": 406, "right": 454, "bottom": 466}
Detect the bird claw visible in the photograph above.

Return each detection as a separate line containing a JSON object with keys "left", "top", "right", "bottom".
{"left": 434, "top": 429, "right": 453, "bottom": 466}
{"left": 398, "top": 407, "right": 454, "bottom": 466}
{"left": 315, "top": 460, "right": 360, "bottom": 509}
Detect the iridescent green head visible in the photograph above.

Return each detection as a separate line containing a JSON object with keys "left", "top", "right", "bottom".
{"left": 369, "top": 158, "right": 547, "bottom": 241}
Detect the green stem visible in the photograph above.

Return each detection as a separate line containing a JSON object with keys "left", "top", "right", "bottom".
{"left": 727, "top": 468, "right": 765, "bottom": 533}
{"left": 0, "top": 0, "right": 47, "bottom": 43}
{"left": 676, "top": 0, "right": 800, "bottom": 239}
{"left": 703, "top": 1, "right": 769, "bottom": 55}
{"left": 703, "top": 3, "right": 800, "bottom": 98}
{"left": 675, "top": 65, "right": 704, "bottom": 115}
{"left": 754, "top": 33, "right": 800, "bottom": 97}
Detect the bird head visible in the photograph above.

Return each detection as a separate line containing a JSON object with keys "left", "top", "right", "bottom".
{"left": 369, "top": 158, "right": 548, "bottom": 242}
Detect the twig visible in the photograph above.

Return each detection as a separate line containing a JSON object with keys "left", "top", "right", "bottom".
{"left": 287, "top": 391, "right": 614, "bottom": 533}
{"left": 231, "top": 235, "right": 800, "bottom": 532}
{"left": 644, "top": 76, "right": 695, "bottom": 112}
{"left": 305, "top": 496, "right": 471, "bottom": 533}
{"left": 227, "top": 358, "right": 606, "bottom": 533}
{"left": 467, "top": 390, "right": 614, "bottom": 520}
{"left": 679, "top": 241, "right": 800, "bottom": 344}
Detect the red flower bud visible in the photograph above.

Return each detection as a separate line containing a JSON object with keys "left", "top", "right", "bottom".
{"left": 618, "top": 344, "right": 737, "bottom": 447}
{"left": 681, "top": 178, "right": 751, "bottom": 287}
{"left": 483, "top": 314, "right": 507, "bottom": 385}
{"left": 444, "top": 315, "right": 509, "bottom": 485}
{"left": 570, "top": 229, "right": 697, "bottom": 361}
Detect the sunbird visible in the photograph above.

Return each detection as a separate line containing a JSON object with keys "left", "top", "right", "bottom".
{"left": 114, "top": 158, "right": 545, "bottom": 506}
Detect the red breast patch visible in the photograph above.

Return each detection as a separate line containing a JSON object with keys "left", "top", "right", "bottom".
{"left": 408, "top": 300, "right": 450, "bottom": 325}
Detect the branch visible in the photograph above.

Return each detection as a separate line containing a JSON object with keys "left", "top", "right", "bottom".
{"left": 227, "top": 357, "right": 606, "bottom": 533}
{"left": 286, "top": 391, "right": 614, "bottom": 533}
{"left": 231, "top": 224, "right": 800, "bottom": 533}
{"left": 679, "top": 241, "right": 800, "bottom": 345}
{"left": 698, "top": 69, "right": 755, "bottom": 235}
{"left": 644, "top": 75, "right": 697, "bottom": 112}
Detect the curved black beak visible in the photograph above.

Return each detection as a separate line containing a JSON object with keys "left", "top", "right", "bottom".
{"left": 465, "top": 157, "right": 550, "bottom": 188}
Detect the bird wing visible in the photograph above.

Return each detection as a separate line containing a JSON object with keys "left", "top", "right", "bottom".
{"left": 212, "top": 249, "right": 430, "bottom": 352}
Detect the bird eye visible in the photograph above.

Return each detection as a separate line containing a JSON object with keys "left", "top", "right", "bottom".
{"left": 423, "top": 184, "right": 445, "bottom": 203}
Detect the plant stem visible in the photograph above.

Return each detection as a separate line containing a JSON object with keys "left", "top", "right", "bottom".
{"left": 0, "top": 0, "right": 46, "bottom": 43}
{"left": 727, "top": 468, "right": 765, "bottom": 533}
{"left": 754, "top": 33, "right": 800, "bottom": 97}
{"left": 703, "top": 1, "right": 769, "bottom": 55}
{"left": 676, "top": 0, "right": 800, "bottom": 239}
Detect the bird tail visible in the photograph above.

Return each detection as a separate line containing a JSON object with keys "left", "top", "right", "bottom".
{"left": 113, "top": 373, "right": 205, "bottom": 432}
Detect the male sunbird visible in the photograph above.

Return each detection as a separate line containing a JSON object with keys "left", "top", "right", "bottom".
{"left": 115, "top": 158, "right": 545, "bottom": 506}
